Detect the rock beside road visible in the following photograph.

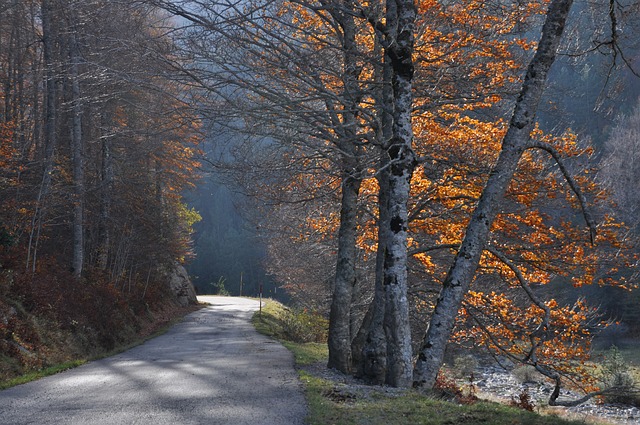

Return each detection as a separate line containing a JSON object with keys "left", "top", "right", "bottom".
{"left": 166, "top": 263, "right": 198, "bottom": 306}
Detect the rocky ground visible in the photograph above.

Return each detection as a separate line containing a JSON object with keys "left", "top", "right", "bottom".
{"left": 475, "top": 366, "right": 640, "bottom": 425}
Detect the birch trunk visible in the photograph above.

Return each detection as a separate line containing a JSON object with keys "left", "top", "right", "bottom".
{"left": 413, "top": 0, "right": 575, "bottom": 389}
{"left": 382, "top": 0, "right": 417, "bottom": 388}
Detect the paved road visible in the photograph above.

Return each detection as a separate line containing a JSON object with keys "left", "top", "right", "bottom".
{"left": 0, "top": 296, "right": 306, "bottom": 425}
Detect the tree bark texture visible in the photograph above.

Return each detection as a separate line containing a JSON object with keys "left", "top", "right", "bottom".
{"left": 354, "top": 48, "right": 394, "bottom": 383}
{"left": 382, "top": 0, "right": 417, "bottom": 388}
{"left": 358, "top": 165, "right": 389, "bottom": 383}
{"left": 413, "top": 0, "right": 575, "bottom": 389}
{"left": 328, "top": 173, "right": 362, "bottom": 373}
{"left": 69, "top": 30, "right": 84, "bottom": 278}
{"left": 27, "top": 0, "right": 58, "bottom": 272}
{"left": 353, "top": 154, "right": 390, "bottom": 383}
{"left": 327, "top": 2, "right": 363, "bottom": 374}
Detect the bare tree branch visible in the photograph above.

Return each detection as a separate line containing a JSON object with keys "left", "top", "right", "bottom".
{"left": 526, "top": 140, "right": 596, "bottom": 244}
{"left": 409, "top": 244, "right": 459, "bottom": 257}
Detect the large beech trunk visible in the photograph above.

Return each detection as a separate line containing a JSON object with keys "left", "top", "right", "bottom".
{"left": 352, "top": 37, "right": 393, "bottom": 383}
{"left": 355, "top": 164, "right": 389, "bottom": 383}
{"left": 326, "top": 2, "right": 363, "bottom": 374}
{"left": 328, "top": 173, "right": 362, "bottom": 373}
{"left": 381, "top": 0, "right": 417, "bottom": 388}
{"left": 413, "top": 0, "right": 575, "bottom": 389}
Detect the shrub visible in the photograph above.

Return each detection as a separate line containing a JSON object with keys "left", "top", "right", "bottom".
{"left": 600, "top": 345, "right": 639, "bottom": 406}
{"left": 1, "top": 260, "right": 186, "bottom": 383}
{"left": 281, "top": 308, "right": 328, "bottom": 343}
{"left": 210, "top": 277, "right": 230, "bottom": 296}
{"left": 452, "top": 354, "right": 479, "bottom": 379}
{"left": 512, "top": 365, "right": 543, "bottom": 384}
{"left": 510, "top": 388, "right": 535, "bottom": 411}
{"left": 434, "top": 369, "right": 478, "bottom": 404}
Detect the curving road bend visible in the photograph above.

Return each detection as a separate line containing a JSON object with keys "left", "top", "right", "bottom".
{"left": 0, "top": 296, "right": 306, "bottom": 425}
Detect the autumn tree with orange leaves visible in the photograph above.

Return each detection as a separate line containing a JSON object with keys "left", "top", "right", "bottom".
{"left": 294, "top": 0, "right": 633, "bottom": 398}
{"left": 152, "top": 0, "right": 384, "bottom": 376}
{"left": 412, "top": 0, "right": 637, "bottom": 406}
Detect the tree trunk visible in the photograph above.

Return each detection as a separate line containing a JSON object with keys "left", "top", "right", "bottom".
{"left": 69, "top": 30, "right": 84, "bottom": 278}
{"left": 413, "top": 0, "right": 575, "bottom": 389}
{"left": 353, "top": 45, "right": 394, "bottom": 383}
{"left": 98, "top": 108, "right": 113, "bottom": 270}
{"left": 328, "top": 172, "right": 362, "bottom": 373}
{"left": 326, "top": 2, "right": 364, "bottom": 374}
{"left": 327, "top": 2, "right": 362, "bottom": 373}
{"left": 381, "top": 0, "right": 417, "bottom": 388}
{"left": 357, "top": 164, "right": 390, "bottom": 383}
{"left": 352, "top": 159, "right": 389, "bottom": 383}
{"left": 27, "top": 0, "right": 57, "bottom": 272}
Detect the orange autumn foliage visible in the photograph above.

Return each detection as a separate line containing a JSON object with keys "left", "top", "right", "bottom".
{"left": 405, "top": 111, "right": 632, "bottom": 387}
{"left": 459, "top": 292, "right": 602, "bottom": 392}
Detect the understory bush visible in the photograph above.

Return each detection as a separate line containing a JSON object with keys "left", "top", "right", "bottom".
{"left": 600, "top": 345, "right": 640, "bottom": 406}
{"left": 281, "top": 307, "right": 328, "bottom": 343}
{"left": 512, "top": 365, "right": 544, "bottom": 384}
{"left": 434, "top": 369, "right": 478, "bottom": 404}
{"left": 210, "top": 277, "right": 230, "bottom": 296}
{"left": 510, "top": 388, "right": 536, "bottom": 411}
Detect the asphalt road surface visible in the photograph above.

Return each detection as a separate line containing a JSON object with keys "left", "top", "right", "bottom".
{"left": 0, "top": 296, "right": 306, "bottom": 425}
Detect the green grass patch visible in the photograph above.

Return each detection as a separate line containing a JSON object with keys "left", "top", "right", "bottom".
{"left": 252, "top": 300, "right": 288, "bottom": 339}
{"left": 252, "top": 299, "right": 328, "bottom": 365}
{"left": 253, "top": 299, "right": 327, "bottom": 343}
{"left": 282, "top": 341, "right": 328, "bottom": 366}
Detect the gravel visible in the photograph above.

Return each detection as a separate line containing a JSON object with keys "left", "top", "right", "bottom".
{"left": 475, "top": 365, "right": 640, "bottom": 424}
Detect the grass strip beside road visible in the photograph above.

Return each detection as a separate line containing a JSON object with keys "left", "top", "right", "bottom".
{"left": 0, "top": 360, "right": 86, "bottom": 390}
